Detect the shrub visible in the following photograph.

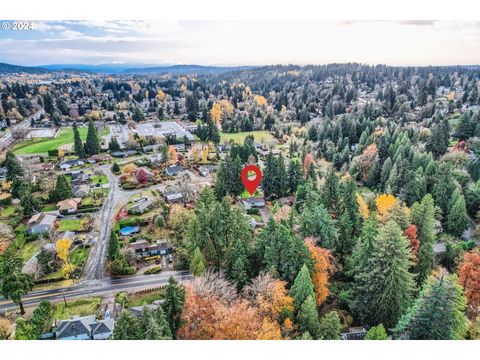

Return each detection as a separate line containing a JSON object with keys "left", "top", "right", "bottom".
{"left": 144, "top": 266, "right": 162, "bottom": 275}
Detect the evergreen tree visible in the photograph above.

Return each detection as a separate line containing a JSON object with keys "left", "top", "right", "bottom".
{"left": 0, "top": 249, "right": 34, "bottom": 315}
{"left": 84, "top": 119, "right": 100, "bottom": 156}
{"left": 49, "top": 175, "right": 72, "bottom": 202}
{"left": 277, "top": 154, "right": 289, "bottom": 197}
{"left": 364, "top": 324, "right": 389, "bottom": 340}
{"left": 113, "top": 311, "right": 140, "bottom": 340}
{"left": 394, "top": 272, "right": 467, "bottom": 340}
{"left": 256, "top": 219, "right": 312, "bottom": 284}
{"left": 446, "top": 190, "right": 469, "bottom": 237}
{"left": 262, "top": 151, "right": 278, "bottom": 198}
{"left": 300, "top": 203, "right": 338, "bottom": 250}
{"left": 72, "top": 122, "right": 85, "bottom": 158}
{"left": 214, "top": 161, "right": 227, "bottom": 199}
{"left": 319, "top": 311, "right": 342, "bottom": 340}
{"left": 20, "top": 192, "right": 41, "bottom": 217}
{"left": 411, "top": 194, "right": 436, "bottom": 286}
{"left": 226, "top": 239, "right": 249, "bottom": 291}
{"left": 288, "top": 159, "right": 303, "bottom": 194}
{"left": 108, "top": 230, "right": 120, "bottom": 260}
{"left": 111, "top": 162, "right": 120, "bottom": 173}
{"left": 432, "top": 162, "right": 456, "bottom": 215}
{"left": 322, "top": 169, "right": 340, "bottom": 216}
{"left": 297, "top": 295, "right": 320, "bottom": 339}
{"left": 349, "top": 216, "right": 379, "bottom": 275}
{"left": 289, "top": 264, "right": 315, "bottom": 311}
{"left": 153, "top": 307, "right": 172, "bottom": 339}
{"left": 162, "top": 276, "right": 186, "bottom": 339}
{"left": 108, "top": 137, "right": 121, "bottom": 152}
{"left": 3, "top": 151, "right": 23, "bottom": 181}
{"left": 352, "top": 220, "right": 415, "bottom": 328}
{"left": 189, "top": 247, "right": 206, "bottom": 277}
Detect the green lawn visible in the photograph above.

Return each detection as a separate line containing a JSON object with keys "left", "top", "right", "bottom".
{"left": 52, "top": 297, "right": 102, "bottom": 320}
{"left": 220, "top": 131, "right": 274, "bottom": 145}
{"left": 125, "top": 289, "right": 165, "bottom": 307}
{"left": 70, "top": 246, "right": 89, "bottom": 267}
{"left": 13, "top": 127, "right": 110, "bottom": 155}
{"left": 91, "top": 174, "right": 108, "bottom": 185}
{"left": 19, "top": 240, "right": 42, "bottom": 262}
{"left": 42, "top": 203, "right": 57, "bottom": 212}
{"left": 58, "top": 219, "right": 85, "bottom": 232}
{"left": 0, "top": 205, "right": 16, "bottom": 218}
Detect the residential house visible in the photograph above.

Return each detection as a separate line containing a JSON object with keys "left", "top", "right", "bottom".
{"left": 55, "top": 315, "right": 115, "bottom": 340}
{"left": 59, "top": 159, "right": 84, "bottom": 171}
{"left": 163, "top": 189, "right": 184, "bottom": 204}
{"left": 127, "top": 239, "right": 172, "bottom": 259}
{"left": 165, "top": 165, "right": 184, "bottom": 176}
{"left": 112, "top": 150, "right": 137, "bottom": 158}
{"left": 242, "top": 197, "right": 266, "bottom": 211}
{"left": 128, "top": 197, "right": 153, "bottom": 214}
{"left": 129, "top": 301, "right": 164, "bottom": 318}
{"left": 340, "top": 327, "right": 367, "bottom": 340}
{"left": 73, "top": 184, "right": 90, "bottom": 198}
{"left": 56, "top": 198, "right": 81, "bottom": 214}
{"left": 198, "top": 165, "right": 217, "bottom": 177}
{"left": 26, "top": 212, "right": 58, "bottom": 235}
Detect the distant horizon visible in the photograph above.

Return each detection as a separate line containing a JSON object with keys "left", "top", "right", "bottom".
{"left": 1, "top": 20, "right": 480, "bottom": 67}
{"left": 5, "top": 61, "right": 480, "bottom": 69}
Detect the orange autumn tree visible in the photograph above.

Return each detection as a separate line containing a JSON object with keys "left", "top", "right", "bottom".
{"left": 305, "top": 238, "right": 333, "bottom": 305}
{"left": 179, "top": 271, "right": 284, "bottom": 340}
{"left": 168, "top": 145, "right": 177, "bottom": 164}
{"left": 458, "top": 252, "right": 480, "bottom": 317}
{"left": 303, "top": 153, "right": 314, "bottom": 175}
{"left": 375, "top": 193, "right": 396, "bottom": 222}
{"left": 404, "top": 224, "right": 420, "bottom": 263}
{"left": 243, "top": 273, "right": 294, "bottom": 322}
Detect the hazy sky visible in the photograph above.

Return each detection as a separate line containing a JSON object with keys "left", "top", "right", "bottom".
{"left": 1, "top": 20, "right": 480, "bottom": 66}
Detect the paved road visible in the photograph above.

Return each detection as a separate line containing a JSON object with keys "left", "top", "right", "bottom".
{"left": 0, "top": 271, "right": 192, "bottom": 313}
{"left": 0, "top": 110, "right": 44, "bottom": 151}
{"left": 82, "top": 166, "right": 172, "bottom": 280}
{"left": 82, "top": 165, "right": 119, "bottom": 280}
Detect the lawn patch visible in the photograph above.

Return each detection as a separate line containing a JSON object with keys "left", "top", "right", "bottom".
{"left": 52, "top": 297, "right": 102, "bottom": 320}
{"left": 58, "top": 219, "right": 86, "bottom": 232}
{"left": 220, "top": 130, "right": 273, "bottom": 145}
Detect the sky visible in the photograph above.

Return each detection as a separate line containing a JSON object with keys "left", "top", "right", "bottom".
{"left": 1, "top": 20, "right": 480, "bottom": 67}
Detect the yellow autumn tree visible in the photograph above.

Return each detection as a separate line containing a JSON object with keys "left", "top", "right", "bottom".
{"left": 375, "top": 194, "right": 396, "bottom": 221}
{"left": 56, "top": 238, "right": 73, "bottom": 279}
{"left": 356, "top": 193, "right": 370, "bottom": 219}
{"left": 156, "top": 90, "right": 165, "bottom": 101}
{"left": 201, "top": 147, "right": 208, "bottom": 164}
{"left": 254, "top": 95, "right": 267, "bottom": 106}
{"left": 305, "top": 238, "right": 332, "bottom": 306}
{"left": 210, "top": 103, "right": 222, "bottom": 126}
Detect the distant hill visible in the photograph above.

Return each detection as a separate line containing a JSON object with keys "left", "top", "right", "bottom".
{"left": 0, "top": 63, "right": 51, "bottom": 74}
{"left": 123, "top": 64, "right": 252, "bottom": 75}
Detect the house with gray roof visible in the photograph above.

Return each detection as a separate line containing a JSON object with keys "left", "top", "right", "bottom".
{"left": 26, "top": 212, "right": 58, "bottom": 235}
{"left": 55, "top": 315, "right": 114, "bottom": 340}
{"left": 165, "top": 164, "right": 184, "bottom": 176}
{"left": 128, "top": 197, "right": 153, "bottom": 214}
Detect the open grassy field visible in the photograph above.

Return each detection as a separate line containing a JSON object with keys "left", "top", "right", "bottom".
{"left": 13, "top": 126, "right": 110, "bottom": 155}
{"left": 52, "top": 297, "right": 102, "bottom": 320}
{"left": 219, "top": 130, "right": 274, "bottom": 145}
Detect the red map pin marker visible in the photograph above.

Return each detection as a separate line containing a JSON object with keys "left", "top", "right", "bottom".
{"left": 241, "top": 164, "right": 262, "bottom": 196}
